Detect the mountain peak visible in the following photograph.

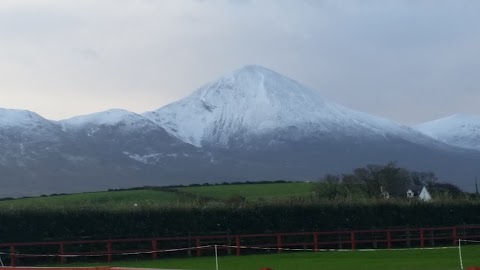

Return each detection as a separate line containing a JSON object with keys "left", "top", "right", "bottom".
{"left": 193, "top": 64, "right": 325, "bottom": 108}
{"left": 231, "top": 64, "right": 277, "bottom": 76}
{"left": 221, "top": 65, "right": 300, "bottom": 89}
{"left": 60, "top": 109, "right": 160, "bottom": 132}
{"left": 0, "top": 108, "right": 50, "bottom": 127}
{"left": 61, "top": 109, "right": 137, "bottom": 126}
{"left": 145, "top": 66, "right": 428, "bottom": 147}
{"left": 0, "top": 108, "right": 66, "bottom": 143}
{"left": 144, "top": 66, "right": 333, "bottom": 146}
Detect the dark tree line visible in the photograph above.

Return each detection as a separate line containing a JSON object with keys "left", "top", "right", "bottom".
{"left": 313, "top": 162, "right": 465, "bottom": 200}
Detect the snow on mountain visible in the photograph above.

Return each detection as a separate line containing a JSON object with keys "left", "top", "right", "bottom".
{"left": 415, "top": 114, "right": 480, "bottom": 151}
{"left": 0, "top": 108, "right": 64, "bottom": 142}
{"left": 144, "top": 65, "right": 437, "bottom": 148}
{"left": 60, "top": 109, "right": 161, "bottom": 134}
{"left": 0, "top": 108, "right": 52, "bottom": 127}
{"left": 58, "top": 108, "right": 202, "bottom": 166}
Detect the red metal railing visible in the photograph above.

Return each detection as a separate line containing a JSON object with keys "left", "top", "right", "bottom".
{"left": 1, "top": 225, "right": 479, "bottom": 266}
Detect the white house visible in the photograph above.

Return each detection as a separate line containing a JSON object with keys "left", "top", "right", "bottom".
{"left": 406, "top": 186, "right": 432, "bottom": 201}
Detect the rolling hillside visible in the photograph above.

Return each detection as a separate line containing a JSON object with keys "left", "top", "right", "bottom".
{"left": 0, "top": 182, "right": 313, "bottom": 209}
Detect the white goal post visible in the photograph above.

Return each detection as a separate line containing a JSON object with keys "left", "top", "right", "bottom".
{"left": 458, "top": 239, "right": 480, "bottom": 270}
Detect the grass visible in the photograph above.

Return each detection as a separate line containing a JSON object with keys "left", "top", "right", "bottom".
{"left": 0, "top": 189, "right": 182, "bottom": 209}
{"left": 0, "top": 182, "right": 314, "bottom": 209}
{"left": 176, "top": 182, "right": 314, "bottom": 200}
{"left": 44, "top": 246, "right": 480, "bottom": 270}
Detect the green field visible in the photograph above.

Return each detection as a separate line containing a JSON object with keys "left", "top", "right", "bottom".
{"left": 177, "top": 182, "right": 314, "bottom": 200}
{"left": 47, "top": 246, "right": 479, "bottom": 270}
{"left": 0, "top": 189, "right": 183, "bottom": 209}
{"left": 0, "top": 182, "right": 313, "bottom": 209}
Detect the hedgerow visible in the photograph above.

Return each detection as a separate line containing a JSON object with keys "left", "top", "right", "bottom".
{"left": 1, "top": 197, "right": 479, "bottom": 242}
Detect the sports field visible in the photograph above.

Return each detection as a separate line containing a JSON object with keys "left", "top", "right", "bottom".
{"left": 46, "top": 246, "right": 479, "bottom": 270}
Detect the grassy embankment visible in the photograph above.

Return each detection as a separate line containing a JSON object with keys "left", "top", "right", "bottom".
{"left": 0, "top": 182, "right": 314, "bottom": 209}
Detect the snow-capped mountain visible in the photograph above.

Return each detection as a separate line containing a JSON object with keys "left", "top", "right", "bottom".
{"left": 144, "top": 65, "right": 440, "bottom": 148}
{"left": 0, "top": 109, "right": 84, "bottom": 197}
{"left": 142, "top": 66, "right": 479, "bottom": 192}
{"left": 415, "top": 114, "right": 480, "bottom": 151}
{"left": 59, "top": 109, "right": 206, "bottom": 165}
{"left": 0, "top": 108, "right": 65, "bottom": 143}
{"left": 1, "top": 66, "right": 480, "bottom": 197}
{"left": 0, "top": 108, "right": 70, "bottom": 165}
{"left": 60, "top": 109, "right": 159, "bottom": 132}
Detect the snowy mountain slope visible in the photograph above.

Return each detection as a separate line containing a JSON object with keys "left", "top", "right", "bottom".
{"left": 415, "top": 114, "right": 480, "bottom": 151}
{"left": 144, "top": 65, "right": 443, "bottom": 148}
{"left": 1, "top": 66, "right": 480, "bottom": 197}
{"left": 60, "top": 109, "right": 165, "bottom": 134}
{"left": 0, "top": 108, "right": 66, "bottom": 143}
{"left": 0, "top": 108, "right": 80, "bottom": 173}
{"left": 0, "top": 108, "right": 217, "bottom": 197}
{"left": 59, "top": 108, "right": 207, "bottom": 165}
{"left": 0, "top": 108, "right": 49, "bottom": 127}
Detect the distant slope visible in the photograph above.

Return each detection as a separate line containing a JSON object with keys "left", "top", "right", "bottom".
{"left": 0, "top": 189, "right": 187, "bottom": 209}
{"left": 59, "top": 109, "right": 202, "bottom": 165}
{"left": 415, "top": 114, "right": 480, "bottom": 151}
{"left": 177, "top": 182, "right": 314, "bottom": 200}
{"left": 0, "top": 182, "right": 314, "bottom": 208}
{"left": 0, "top": 108, "right": 66, "bottom": 143}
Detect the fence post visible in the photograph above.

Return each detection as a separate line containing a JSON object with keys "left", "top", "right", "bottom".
{"left": 196, "top": 238, "right": 201, "bottom": 257}
{"left": 406, "top": 227, "right": 411, "bottom": 248}
{"left": 235, "top": 236, "right": 240, "bottom": 256}
{"left": 106, "top": 241, "right": 112, "bottom": 263}
{"left": 452, "top": 227, "right": 457, "bottom": 246}
{"left": 430, "top": 229, "right": 435, "bottom": 247}
{"left": 350, "top": 231, "right": 356, "bottom": 250}
{"left": 387, "top": 230, "right": 391, "bottom": 249}
{"left": 277, "top": 234, "right": 282, "bottom": 254}
{"left": 152, "top": 240, "right": 157, "bottom": 260}
{"left": 59, "top": 243, "right": 65, "bottom": 264}
{"left": 10, "top": 245, "right": 15, "bottom": 267}
{"left": 420, "top": 229, "right": 425, "bottom": 248}
{"left": 313, "top": 233, "right": 318, "bottom": 252}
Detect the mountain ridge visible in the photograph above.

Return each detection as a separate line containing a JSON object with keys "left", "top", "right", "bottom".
{"left": 415, "top": 114, "right": 480, "bottom": 151}
{"left": 0, "top": 65, "right": 479, "bottom": 196}
{"left": 143, "top": 65, "right": 443, "bottom": 149}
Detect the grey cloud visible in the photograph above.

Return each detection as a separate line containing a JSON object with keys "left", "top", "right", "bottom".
{"left": 0, "top": 6, "right": 79, "bottom": 39}
{"left": 73, "top": 48, "right": 100, "bottom": 61}
{"left": 0, "top": 0, "right": 479, "bottom": 124}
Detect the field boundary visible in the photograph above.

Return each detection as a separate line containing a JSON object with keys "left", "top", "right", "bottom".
{"left": 1, "top": 225, "right": 479, "bottom": 266}
{"left": 0, "top": 267, "right": 111, "bottom": 270}
{"left": 0, "top": 267, "right": 181, "bottom": 270}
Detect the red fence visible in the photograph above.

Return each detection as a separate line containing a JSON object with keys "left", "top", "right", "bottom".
{"left": 1, "top": 225, "right": 480, "bottom": 266}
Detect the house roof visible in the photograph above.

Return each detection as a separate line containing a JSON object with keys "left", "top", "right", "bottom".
{"left": 405, "top": 185, "right": 425, "bottom": 194}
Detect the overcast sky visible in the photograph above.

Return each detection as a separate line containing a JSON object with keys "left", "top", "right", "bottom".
{"left": 1, "top": 0, "right": 479, "bottom": 125}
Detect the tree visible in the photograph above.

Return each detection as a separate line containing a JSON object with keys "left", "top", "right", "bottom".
{"left": 377, "top": 163, "right": 411, "bottom": 197}
{"left": 314, "top": 163, "right": 461, "bottom": 201}
{"left": 342, "top": 173, "right": 365, "bottom": 198}
{"left": 410, "top": 171, "right": 438, "bottom": 187}
{"left": 313, "top": 174, "right": 346, "bottom": 199}
{"left": 429, "top": 182, "right": 464, "bottom": 198}
{"left": 350, "top": 166, "right": 381, "bottom": 198}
